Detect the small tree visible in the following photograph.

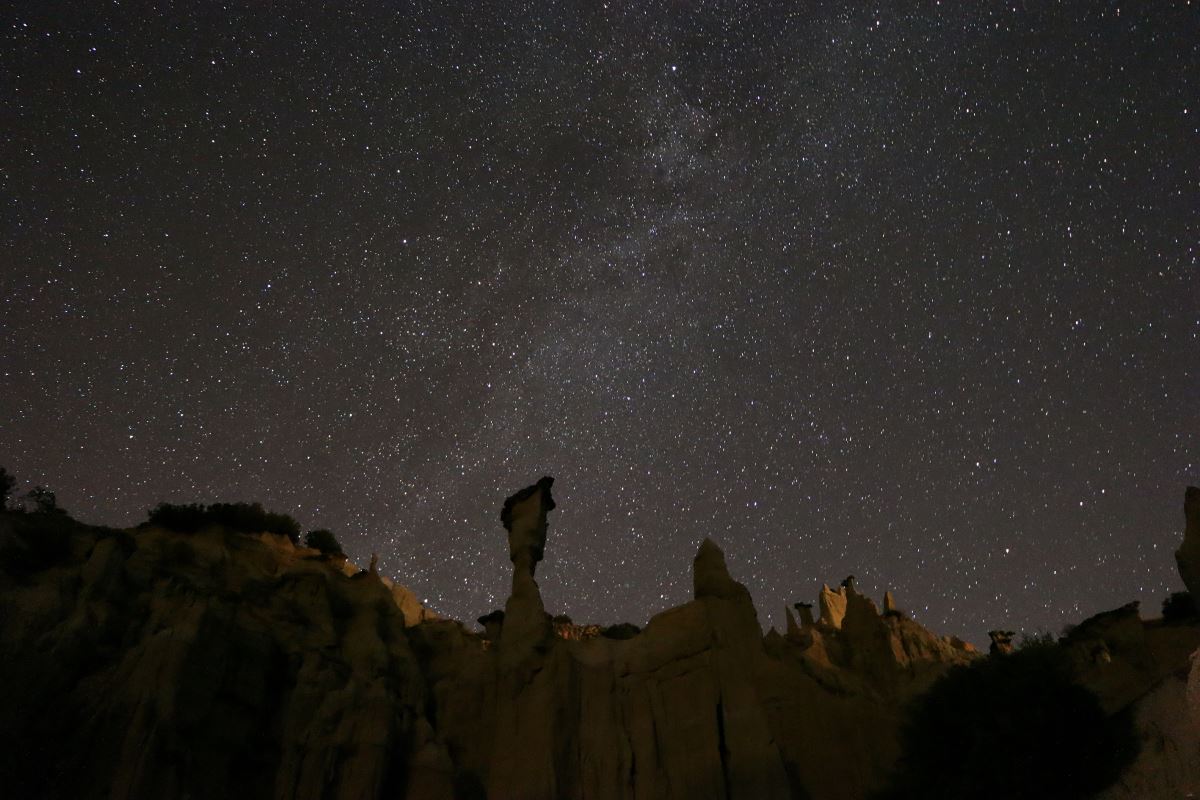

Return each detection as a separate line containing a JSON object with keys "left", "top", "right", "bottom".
{"left": 876, "top": 639, "right": 1138, "bottom": 799}
{"left": 26, "top": 486, "right": 64, "bottom": 515}
{"left": 0, "top": 466, "right": 14, "bottom": 509}
{"left": 1163, "top": 591, "right": 1196, "bottom": 622}
{"left": 144, "top": 501, "right": 301, "bottom": 543}
{"left": 304, "top": 529, "right": 344, "bottom": 557}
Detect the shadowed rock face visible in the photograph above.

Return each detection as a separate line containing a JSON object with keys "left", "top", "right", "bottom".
{"left": 498, "top": 476, "right": 556, "bottom": 665}
{"left": 1176, "top": 486, "right": 1200, "bottom": 599}
{"left": 501, "top": 475, "right": 555, "bottom": 575}
{"left": 0, "top": 516, "right": 431, "bottom": 800}
{"left": 3, "top": 483, "right": 1198, "bottom": 800}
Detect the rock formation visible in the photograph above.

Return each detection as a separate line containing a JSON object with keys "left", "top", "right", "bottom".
{"left": 496, "top": 475, "right": 555, "bottom": 663}
{"left": 1177, "top": 486, "right": 1200, "bottom": 599}
{"left": 0, "top": 514, "right": 434, "bottom": 800}
{"left": 883, "top": 590, "right": 897, "bottom": 614}
{"left": 3, "top": 482, "right": 1199, "bottom": 799}
{"left": 413, "top": 481, "right": 977, "bottom": 800}
{"left": 793, "top": 601, "right": 815, "bottom": 627}
{"left": 818, "top": 582, "right": 849, "bottom": 628}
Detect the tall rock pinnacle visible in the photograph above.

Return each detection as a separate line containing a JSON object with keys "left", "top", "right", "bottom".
{"left": 501, "top": 475, "right": 555, "bottom": 577}
{"left": 498, "top": 476, "right": 556, "bottom": 660}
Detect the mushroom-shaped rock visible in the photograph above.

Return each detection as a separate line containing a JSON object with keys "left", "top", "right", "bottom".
{"left": 1176, "top": 487, "right": 1200, "bottom": 599}
{"left": 785, "top": 605, "right": 802, "bottom": 637}
{"left": 501, "top": 475, "right": 555, "bottom": 577}
{"left": 499, "top": 477, "right": 556, "bottom": 659}
{"left": 793, "top": 601, "right": 815, "bottom": 627}
{"left": 477, "top": 609, "right": 505, "bottom": 640}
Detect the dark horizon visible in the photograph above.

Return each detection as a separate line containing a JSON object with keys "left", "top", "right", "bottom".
{"left": 2, "top": 1, "right": 1197, "bottom": 644}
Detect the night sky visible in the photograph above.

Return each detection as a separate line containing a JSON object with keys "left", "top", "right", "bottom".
{"left": 3, "top": 2, "right": 1197, "bottom": 643}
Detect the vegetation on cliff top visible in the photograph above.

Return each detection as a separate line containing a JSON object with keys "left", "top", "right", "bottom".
{"left": 144, "top": 501, "right": 302, "bottom": 543}
{"left": 876, "top": 638, "right": 1139, "bottom": 800}
{"left": 304, "top": 528, "right": 345, "bottom": 557}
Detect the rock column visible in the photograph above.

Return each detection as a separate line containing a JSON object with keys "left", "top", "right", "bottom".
{"left": 498, "top": 476, "right": 556, "bottom": 662}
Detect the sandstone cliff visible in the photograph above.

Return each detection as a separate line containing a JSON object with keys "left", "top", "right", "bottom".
{"left": 0, "top": 512, "right": 439, "bottom": 800}
{"left": 1, "top": 483, "right": 1198, "bottom": 799}
{"left": 356, "top": 479, "right": 976, "bottom": 800}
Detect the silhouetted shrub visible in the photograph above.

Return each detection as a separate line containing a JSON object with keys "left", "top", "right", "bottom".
{"left": 145, "top": 501, "right": 300, "bottom": 543}
{"left": 0, "top": 466, "right": 14, "bottom": 508}
{"left": 1162, "top": 591, "right": 1196, "bottom": 622}
{"left": 1017, "top": 631, "right": 1057, "bottom": 650}
{"left": 875, "top": 640, "right": 1138, "bottom": 800}
{"left": 145, "top": 502, "right": 208, "bottom": 531}
{"left": 0, "top": 511, "right": 74, "bottom": 575}
{"left": 304, "top": 529, "right": 344, "bottom": 556}
{"left": 601, "top": 623, "right": 641, "bottom": 640}
{"left": 25, "top": 486, "right": 65, "bottom": 515}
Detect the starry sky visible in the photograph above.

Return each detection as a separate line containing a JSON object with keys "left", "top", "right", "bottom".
{"left": 2, "top": 1, "right": 1197, "bottom": 643}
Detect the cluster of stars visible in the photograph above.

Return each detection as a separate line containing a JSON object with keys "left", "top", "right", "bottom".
{"left": 1, "top": 1, "right": 1196, "bottom": 643}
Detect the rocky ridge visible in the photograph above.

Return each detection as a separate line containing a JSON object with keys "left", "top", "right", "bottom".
{"left": 0, "top": 483, "right": 1198, "bottom": 799}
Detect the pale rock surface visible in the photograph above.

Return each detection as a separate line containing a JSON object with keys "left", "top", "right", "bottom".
{"left": 818, "top": 582, "right": 848, "bottom": 628}
{"left": 1098, "top": 648, "right": 1200, "bottom": 799}
{"left": 1074, "top": 490, "right": 1200, "bottom": 797}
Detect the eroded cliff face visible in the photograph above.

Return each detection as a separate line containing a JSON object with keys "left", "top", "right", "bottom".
{"left": 407, "top": 480, "right": 977, "bottom": 800}
{"left": 1093, "top": 485, "right": 1200, "bottom": 799}
{"left": 1176, "top": 487, "right": 1200, "bottom": 603}
{"left": 2, "top": 484, "right": 1199, "bottom": 800}
{"left": 0, "top": 514, "right": 434, "bottom": 800}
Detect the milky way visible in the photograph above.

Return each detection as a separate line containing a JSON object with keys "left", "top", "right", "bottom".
{"left": 2, "top": 2, "right": 1197, "bottom": 642}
